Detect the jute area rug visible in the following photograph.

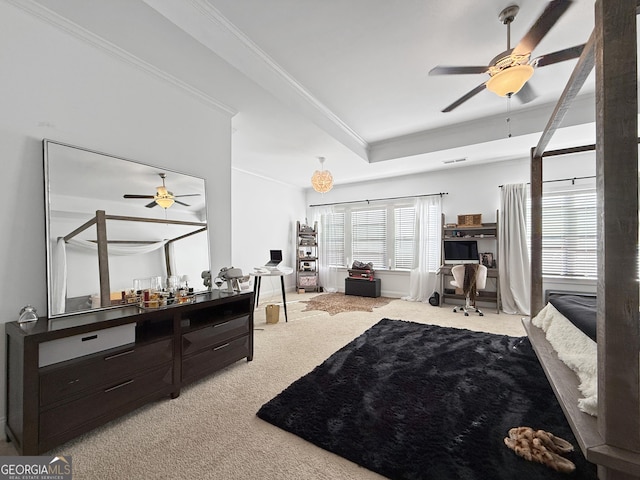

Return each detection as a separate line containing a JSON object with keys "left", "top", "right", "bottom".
{"left": 300, "top": 292, "right": 392, "bottom": 316}
{"left": 257, "top": 319, "right": 597, "bottom": 480}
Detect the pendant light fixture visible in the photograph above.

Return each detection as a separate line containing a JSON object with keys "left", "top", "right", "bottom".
{"left": 311, "top": 156, "right": 333, "bottom": 193}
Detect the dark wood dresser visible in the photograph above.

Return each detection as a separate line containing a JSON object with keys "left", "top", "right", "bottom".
{"left": 5, "top": 290, "right": 254, "bottom": 455}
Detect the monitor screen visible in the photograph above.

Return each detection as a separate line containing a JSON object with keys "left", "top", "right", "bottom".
{"left": 443, "top": 240, "right": 479, "bottom": 264}
{"left": 270, "top": 250, "right": 282, "bottom": 262}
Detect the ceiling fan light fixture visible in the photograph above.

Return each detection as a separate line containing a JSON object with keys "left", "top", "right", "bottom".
{"left": 155, "top": 195, "right": 175, "bottom": 209}
{"left": 311, "top": 156, "right": 333, "bottom": 193}
{"left": 486, "top": 64, "right": 534, "bottom": 97}
{"left": 155, "top": 186, "right": 175, "bottom": 208}
{"left": 154, "top": 177, "right": 175, "bottom": 208}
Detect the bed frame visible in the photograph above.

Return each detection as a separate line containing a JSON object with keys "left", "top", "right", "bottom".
{"left": 63, "top": 209, "right": 207, "bottom": 308}
{"left": 523, "top": 1, "right": 640, "bottom": 478}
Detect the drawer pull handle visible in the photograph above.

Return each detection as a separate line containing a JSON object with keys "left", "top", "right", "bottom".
{"left": 104, "top": 349, "right": 135, "bottom": 361}
{"left": 81, "top": 334, "right": 98, "bottom": 342}
{"left": 213, "top": 321, "right": 231, "bottom": 328}
{"left": 104, "top": 379, "right": 134, "bottom": 393}
{"left": 213, "top": 343, "right": 230, "bottom": 351}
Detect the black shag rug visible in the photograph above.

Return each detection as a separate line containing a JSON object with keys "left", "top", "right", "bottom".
{"left": 257, "top": 319, "right": 597, "bottom": 480}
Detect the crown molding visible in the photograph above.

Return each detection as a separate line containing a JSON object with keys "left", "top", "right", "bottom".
{"left": 144, "top": 0, "right": 369, "bottom": 159}
{"left": 6, "top": 0, "right": 237, "bottom": 116}
{"left": 188, "top": 0, "right": 366, "bottom": 144}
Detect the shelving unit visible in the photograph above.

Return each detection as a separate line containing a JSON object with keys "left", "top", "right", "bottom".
{"left": 295, "top": 221, "right": 320, "bottom": 292}
{"left": 439, "top": 214, "right": 500, "bottom": 313}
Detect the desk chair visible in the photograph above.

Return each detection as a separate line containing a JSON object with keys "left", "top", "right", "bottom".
{"left": 450, "top": 264, "right": 488, "bottom": 316}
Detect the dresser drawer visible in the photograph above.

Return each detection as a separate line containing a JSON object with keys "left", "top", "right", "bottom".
{"left": 39, "top": 363, "right": 172, "bottom": 442}
{"left": 39, "top": 337, "right": 173, "bottom": 407}
{"left": 182, "top": 315, "right": 249, "bottom": 356}
{"left": 39, "top": 323, "right": 136, "bottom": 367}
{"left": 182, "top": 335, "right": 249, "bottom": 383}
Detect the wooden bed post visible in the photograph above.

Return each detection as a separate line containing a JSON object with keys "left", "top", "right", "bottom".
{"left": 594, "top": 0, "right": 640, "bottom": 470}
{"left": 96, "top": 210, "right": 111, "bottom": 308}
{"left": 530, "top": 148, "right": 543, "bottom": 317}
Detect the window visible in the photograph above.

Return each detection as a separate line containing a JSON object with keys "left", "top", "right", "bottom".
{"left": 527, "top": 187, "right": 597, "bottom": 278}
{"left": 323, "top": 211, "right": 345, "bottom": 267}
{"left": 395, "top": 207, "right": 416, "bottom": 270}
{"left": 320, "top": 200, "right": 438, "bottom": 271}
{"left": 351, "top": 208, "right": 388, "bottom": 267}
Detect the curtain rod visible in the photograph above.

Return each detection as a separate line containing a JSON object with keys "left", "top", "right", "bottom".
{"left": 309, "top": 192, "right": 448, "bottom": 208}
{"left": 499, "top": 175, "right": 595, "bottom": 188}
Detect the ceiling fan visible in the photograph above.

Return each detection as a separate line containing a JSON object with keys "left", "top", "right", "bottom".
{"left": 429, "top": 0, "right": 585, "bottom": 112}
{"left": 123, "top": 173, "right": 200, "bottom": 209}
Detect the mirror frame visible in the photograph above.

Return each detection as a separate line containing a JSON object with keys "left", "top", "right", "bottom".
{"left": 43, "top": 139, "right": 211, "bottom": 318}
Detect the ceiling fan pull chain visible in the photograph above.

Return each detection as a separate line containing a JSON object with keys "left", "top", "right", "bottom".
{"left": 506, "top": 94, "right": 512, "bottom": 138}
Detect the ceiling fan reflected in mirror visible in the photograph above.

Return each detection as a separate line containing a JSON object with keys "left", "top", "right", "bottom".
{"left": 123, "top": 173, "right": 200, "bottom": 209}
{"left": 429, "top": 0, "right": 585, "bottom": 112}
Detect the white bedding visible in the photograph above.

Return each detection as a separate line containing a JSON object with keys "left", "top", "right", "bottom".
{"left": 532, "top": 302, "right": 598, "bottom": 416}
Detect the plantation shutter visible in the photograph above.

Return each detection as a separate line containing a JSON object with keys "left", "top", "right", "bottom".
{"left": 542, "top": 189, "right": 597, "bottom": 277}
{"left": 323, "top": 212, "right": 345, "bottom": 267}
{"left": 352, "top": 209, "right": 387, "bottom": 268}
{"left": 426, "top": 202, "right": 441, "bottom": 272}
{"left": 394, "top": 206, "right": 416, "bottom": 269}
{"left": 526, "top": 188, "right": 597, "bottom": 278}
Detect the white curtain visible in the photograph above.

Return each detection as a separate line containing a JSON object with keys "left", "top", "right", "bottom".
{"left": 402, "top": 195, "right": 442, "bottom": 303}
{"left": 67, "top": 238, "right": 167, "bottom": 255}
{"left": 311, "top": 207, "right": 340, "bottom": 292}
{"left": 499, "top": 183, "right": 530, "bottom": 315}
{"left": 51, "top": 238, "right": 169, "bottom": 315}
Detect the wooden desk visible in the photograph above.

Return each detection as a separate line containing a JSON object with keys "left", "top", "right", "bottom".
{"left": 250, "top": 266, "right": 293, "bottom": 322}
{"left": 438, "top": 264, "right": 501, "bottom": 313}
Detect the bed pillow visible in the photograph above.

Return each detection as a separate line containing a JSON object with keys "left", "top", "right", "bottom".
{"left": 548, "top": 294, "right": 597, "bottom": 342}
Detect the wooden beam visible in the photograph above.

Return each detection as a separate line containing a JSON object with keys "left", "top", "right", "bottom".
{"left": 95, "top": 210, "right": 111, "bottom": 308}
{"left": 105, "top": 214, "right": 206, "bottom": 228}
{"left": 530, "top": 149, "right": 543, "bottom": 317}
{"left": 166, "top": 227, "right": 207, "bottom": 245}
{"left": 164, "top": 243, "right": 172, "bottom": 278}
{"left": 63, "top": 216, "right": 97, "bottom": 242}
{"left": 533, "top": 30, "right": 596, "bottom": 158}
{"left": 595, "top": 0, "right": 640, "bottom": 460}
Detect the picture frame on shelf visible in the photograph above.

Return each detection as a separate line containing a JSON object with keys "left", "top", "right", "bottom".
{"left": 481, "top": 252, "right": 495, "bottom": 268}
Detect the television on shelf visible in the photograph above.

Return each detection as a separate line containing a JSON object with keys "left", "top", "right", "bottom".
{"left": 443, "top": 240, "right": 480, "bottom": 264}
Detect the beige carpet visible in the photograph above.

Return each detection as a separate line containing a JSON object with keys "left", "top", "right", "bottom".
{"left": 300, "top": 292, "right": 392, "bottom": 315}
{"left": 0, "top": 293, "right": 526, "bottom": 479}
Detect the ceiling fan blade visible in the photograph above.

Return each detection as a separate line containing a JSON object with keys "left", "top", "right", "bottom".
{"left": 429, "top": 66, "right": 488, "bottom": 76}
{"left": 174, "top": 200, "right": 191, "bottom": 207}
{"left": 515, "top": 82, "right": 537, "bottom": 104}
{"left": 145, "top": 201, "right": 158, "bottom": 208}
{"left": 442, "top": 82, "right": 487, "bottom": 113}
{"left": 512, "top": 0, "right": 573, "bottom": 57}
{"left": 532, "top": 44, "right": 585, "bottom": 68}
{"left": 124, "top": 194, "right": 154, "bottom": 199}
{"left": 174, "top": 193, "right": 201, "bottom": 198}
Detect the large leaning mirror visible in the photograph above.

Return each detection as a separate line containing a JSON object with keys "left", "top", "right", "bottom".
{"left": 44, "top": 139, "right": 210, "bottom": 317}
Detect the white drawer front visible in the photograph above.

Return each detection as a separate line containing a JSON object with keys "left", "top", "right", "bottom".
{"left": 39, "top": 323, "right": 136, "bottom": 367}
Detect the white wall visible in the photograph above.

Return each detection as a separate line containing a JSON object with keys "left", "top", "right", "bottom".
{"left": 231, "top": 169, "right": 306, "bottom": 301}
{"left": 0, "top": 2, "right": 233, "bottom": 420}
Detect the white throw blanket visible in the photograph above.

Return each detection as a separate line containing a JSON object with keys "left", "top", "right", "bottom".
{"left": 532, "top": 302, "right": 598, "bottom": 416}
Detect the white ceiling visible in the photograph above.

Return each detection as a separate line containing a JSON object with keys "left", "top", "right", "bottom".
{"left": 29, "top": 0, "right": 606, "bottom": 188}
